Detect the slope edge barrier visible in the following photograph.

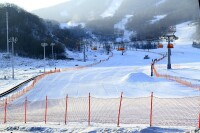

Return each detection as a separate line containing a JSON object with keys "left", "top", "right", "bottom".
{"left": 0, "top": 93, "right": 199, "bottom": 128}
{"left": 152, "top": 54, "right": 200, "bottom": 91}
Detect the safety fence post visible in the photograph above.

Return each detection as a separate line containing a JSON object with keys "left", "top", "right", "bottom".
{"left": 198, "top": 113, "right": 200, "bottom": 129}
{"left": 150, "top": 92, "right": 153, "bottom": 127}
{"left": 117, "top": 92, "right": 123, "bottom": 127}
{"left": 45, "top": 96, "right": 48, "bottom": 124}
{"left": 4, "top": 98, "right": 7, "bottom": 123}
{"left": 24, "top": 97, "right": 27, "bottom": 124}
{"left": 151, "top": 63, "right": 153, "bottom": 77}
{"left": 88, "top": 93, "right": 91, "bottom": 126}
{"left": 65, "top": 95, "right": 68, "bottom": 125}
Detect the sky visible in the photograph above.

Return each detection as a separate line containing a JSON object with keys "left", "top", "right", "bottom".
{"left": 0, "top": 0, "right": 70, "bottom": 11}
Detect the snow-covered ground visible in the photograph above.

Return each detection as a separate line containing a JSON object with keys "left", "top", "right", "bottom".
{"left": 8, "top": 44, "right": 199, "bottom": 102}
{"left": 0, "top": 49, "right": 108, "bottom": 94}
{"left": 175, "top": 21, "right": 197, "bottom": 44}
{"left": 0, "top": 21, "right": 199, "bottom": 132}
{"left": 0, "top": 122, "right": 195, "bottom": 133}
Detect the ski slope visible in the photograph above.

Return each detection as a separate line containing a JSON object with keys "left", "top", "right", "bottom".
{"left": 0, "top": 21, "right": 199, "bottom": 132}
{"left": 0, "top": 50, "right": 108, "bottom": 94}
{"left": 12, "top": 44, "right": 200, "bottom": 103}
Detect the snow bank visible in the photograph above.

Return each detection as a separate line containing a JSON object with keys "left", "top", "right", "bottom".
{"left": 1, "top": 122, "right": 195, "bottom": 133}
{"left": 123, "top": 72, "right": 158, "bottom": 82}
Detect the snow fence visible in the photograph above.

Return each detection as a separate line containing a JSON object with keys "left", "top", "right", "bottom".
{"left": 152, "top": 54, "right": 200, "bottom": 90}
{"left": 0, "top": 93, "right": 199, "bottom": 128}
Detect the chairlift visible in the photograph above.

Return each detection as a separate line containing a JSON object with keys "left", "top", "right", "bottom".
{"left": 157, "top": 43, "right": 163, "bottom": 48}
{"left": 117, "top": 47, "right": 125, "bottom": 51}
{"left": 167, "top": 43, "right": 174, "bottom": 48}
{"left": 92, "top": 47, "right": 97, "bottom": 50}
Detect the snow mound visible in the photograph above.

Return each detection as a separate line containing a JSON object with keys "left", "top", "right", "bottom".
{"left": 123, "top": 72, "right": 156, "bottom": 82}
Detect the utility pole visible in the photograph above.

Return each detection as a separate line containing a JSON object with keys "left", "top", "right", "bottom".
{"left": 6, "top": 12, "right": 9, "bottom": 54}
{"left": 50, "top": 43, "right": 55, "bottom": 59}
{"left": 9, "top": 37, "right": 17, "bottom": 79}
{"left": 41, "top": 43, "right": 48, "bottom": 73}
{"left": 83, "top": 41, "right": 86, "bottom": 62}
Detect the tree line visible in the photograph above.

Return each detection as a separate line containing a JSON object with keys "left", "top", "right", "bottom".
{"left": 0, "top": 3, "right": 88, "bottom": 59}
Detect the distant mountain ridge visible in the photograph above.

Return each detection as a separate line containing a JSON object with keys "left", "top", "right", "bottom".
{"left": 32, "top": 0, "right": 117, "bottom": 22}
{"left": 32, "top": 0, "right": 199, "bottom": 41}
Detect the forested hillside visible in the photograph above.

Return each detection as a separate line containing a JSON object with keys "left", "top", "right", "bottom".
{"left": 0, "top": 3, "right": 88, "bottom": 58}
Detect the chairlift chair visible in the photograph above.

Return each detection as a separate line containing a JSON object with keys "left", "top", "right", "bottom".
{"left": 167, "top": 43, "right": 174, "bottom": 48}
{"left": 157, "top": 43, "right": 163, "bottom": 48}
{"left": 92, "top": 46, "right": 97, "bottom": 50}
{"left": 117, "top": 47, "right": 125, "bottom": 51}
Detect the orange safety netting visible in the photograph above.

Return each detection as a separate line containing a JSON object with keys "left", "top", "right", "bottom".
{"left": 153, "top": 54, "right": 200, "bottom": 91}
{"left": 0, "top": 94, "right": 199, "bottom": 128}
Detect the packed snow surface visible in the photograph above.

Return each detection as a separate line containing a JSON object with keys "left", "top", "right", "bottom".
{"left": 10, "top": 43, "right": 200, "bottom": 103}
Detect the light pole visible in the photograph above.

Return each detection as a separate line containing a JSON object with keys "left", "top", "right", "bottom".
{"left": 6, "top": 12, "right": 9, "bottom": 54}
{"left": 50, "top": 43, "right": 55, "bottom": 59}
{"left": 9, "top": 37, "right": 17, "bottom": 79}
{"left": 41, "top": 43, "right": 48, "bottom": 73}
{"left": 84, "top": 42, "right": 86, "bottom": 62}
{"left": 82, "top": 40, "right": 86, "bottom": 62}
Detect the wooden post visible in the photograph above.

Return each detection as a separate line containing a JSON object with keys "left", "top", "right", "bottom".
{"left": 150, "top": 92, "right": 153, "bottom": 127}
{"left": 24, "top": 97, "right": 27, "bottom": 124}
{"left": 4, "top": 98, "right": 7, "bottom": 123}
{"left": 88, "top": 93, "right": 91, "bottom": 126}
{"left": 45, "top": 96, "right": 48, "bottom": 124}
{"left": 65, "top": 95, "right": 68, "bottom": 125}
{"left": 117, "top": 92, "right": 123, "bottom": 127}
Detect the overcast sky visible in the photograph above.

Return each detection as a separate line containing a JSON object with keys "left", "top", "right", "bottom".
{"left": 0, "top": 0, "right": 71, "bottom": 11}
